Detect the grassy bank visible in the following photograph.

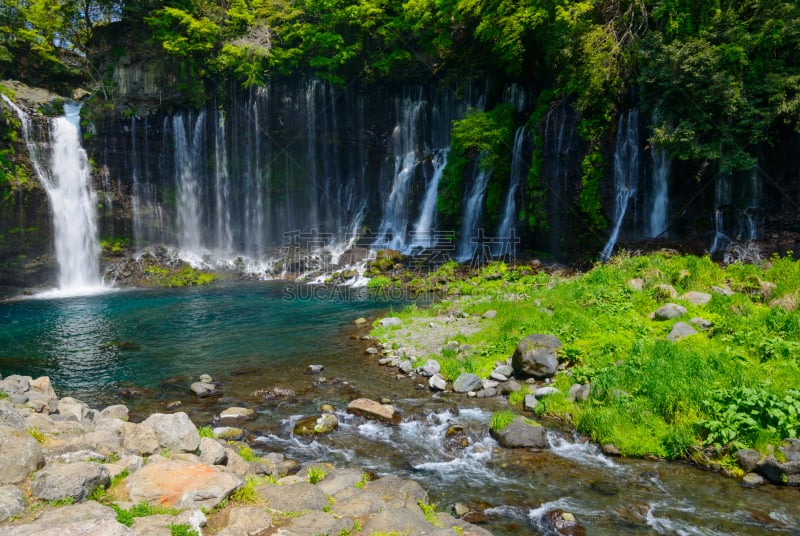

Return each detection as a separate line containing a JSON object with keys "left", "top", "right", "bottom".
{"left": 372, "top": 253, "right": 800, "bottom": 467}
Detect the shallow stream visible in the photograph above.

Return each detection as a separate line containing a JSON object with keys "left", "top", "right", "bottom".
{"left": 1, "top": 282, "right": 797, "bottom": 534}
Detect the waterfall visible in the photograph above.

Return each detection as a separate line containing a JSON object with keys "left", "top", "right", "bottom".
{"left": 710, "top": 173, "right": 732, "bottom": 253}
{"left": 601, "top": 109, "right": 640, "bottom": 261}
{"left": 373, "top": 95, "right": 425, "bottom": 250}
{"left": 456, "top": 154, "right": 493, "bottom": 262}
{"left": 173, "top": 111, "right": 206, "bottom": 253}
{"left": 2, "top": 96, "right": 102, "bottom": 292}
{"left": 214, "top": 108, "right": 233, "bottom": 252}
{"left": 647, "top": 146, "right": 670, "bottom": 238}
{"left": 741, "top": 168, "right": 762, "bottom": 240}
{"left": 408, "top": 149, "right": 449, "bottom": 251}
{"left": 493, "top": 126, "right": 527, "bottom": 256}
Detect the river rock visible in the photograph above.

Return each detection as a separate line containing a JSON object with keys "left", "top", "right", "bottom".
{"left": 535, "top": 386, "right": 560, "bottom": 398}
{"left": 361, "top": 507, "right": 432, "bottom": 535}
{"left": 199, "top": 374, "right": 213, "bottom": 383}
{"left": 568, "top": 383, "right": 591, "bottom": 402}
{"left": 256, "top": 452, "right": 299, "bottom": 478}
{"left": 317, "top": 468, "right": 363, "bottom": 496}
{"left": 511, "top": 334, "right": 562, "bottom": 379}
{"left": 417, "top": 359, "right": 441, "bottom": 377}
{"left": 57, "top": 396, "right": 91, "bottom": 423}
{"left": 736, "top": 448, "right": 762, "bottom": 473}
{"left": 742, "top": 473, "right": 765, "bottom": 487}
{"left": 294, "top": 414, "right": 338, "bottom": 435}
{"left": 365, "top": 474, "right": 429, "bottom": 509}
{"left": 354, "top": 317, "right": 367, "bottom": 325}
{"left": 0, "top": 407, "right": 25, "bottom": 429}
{"left": 347, "top": 398, "right": 399, "bottom": 424}
{"left": 667, "top": 322, "right": 697, "bottom": 341}
{"left": 199, "top": 437, "right": 227, "bottom": 465}
{"left": 0, "top": 484, "right": 25, "bottom": 521}
{"left": 306, "top": 364, "right": 324, "bottom": 374}
{"left": 779, "top": 438, "right": 800, "bottom": 462}
{"left": 0, "top": 424, "right": 44, "bottom": 483}
{"left": 365, "top": 346, "right": 379, "bottom": 355}
{"left": 256, "top": 481, "right": 328, "bottom": 511}
{"left": 543, "top": 509, "right": 586, "bottom": 536}
{"left": 4, "top": 502, "right": 132, "bottom": 536}
{"left": 217, "top": 506, "right": 273, "bottom": 536}
{"left": 127, "top": 458, "right": 242, "bottom": 509}
{"left": 756, "top": 455, "right": 800, "bottom": 485}
{"left": 331, "top": 487, "right": 386, "bottom": 516}
{"left": 524, "top": 394, "right": 539, "bottom": 411}
{"left": 711, "top": 285, "right": 734, "bottom": 296}
{"left": 213, "top": 426, "right": 245, "bottom": 441}
{"left": 285, "top": 511, "right": 353, "bottom": 535}
{"left": 101, "top": 404, "right": 130, "bottom": 421}
{"left": 482, "top": 309, "right": 497, "bottom": 319}
{"left": 219, "top": 406, "right": 256, "bottom": 423}
{"left": 499, "top": 380, "right": 522, "bottom": 394}
{"left": 490, "top": 371, "right": 509, "bottom": 381}
{"left": 0, "top": 375, "right": 30, "bottom": 403}
{"left": 141, "top": 412, "right": 200, "bottom": 452}
{"left": 398, "top": 359, "right": 414, "bottom": 374}
{"left": 190, "top": 381, "right": 220, "bottom": 397}
{"left": 682, "top": 291, "right": 712, "bottom": 306}
{"left": 379, "top": 317, "right": 402, "bottom": 327}
{"left": 654, "top": 303, "right": 687, "bottom": 320}
{"left": 222, "top": 448, "right": 250, "bottom": 477}
{"left": 28, "top": 376, "right": 57, "bottom": 413}
{"left": 428, "top": 374, "right": 447, "bottom": 391}
{"left": 32, "top": 461, "right": 110, "bottom": 502}
{"left": 453, "top": 373, "right": 483, "bottom": 393}
{"left": 491, "top": 417, "right": 548, "bottom": 449}
{"left": 690, "top": 317, "right": 713, "bottom": 330}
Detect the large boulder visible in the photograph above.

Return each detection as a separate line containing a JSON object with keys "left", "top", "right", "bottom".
{"left": 0, "top": 484, "right": 25, "bottom": 522}
{"left": 57, "top": 396, "right": 91, "bottom": 423}
{"left": 491, "top": 417, "right": 549, "bottom": 449}
{"left": 347, "top": 398, "right": 400, "bottom": 424}
{"left": 0, "top": 375, "right": 31, "bottom": 404}
{"left": 32, "top": 462, "right": 110, "bottom": 502}
{"left": 4, "top": 501, "right": 131, "bottom": 536}
{"left": 217, "top": 506, "right": 273, "bottom": 536}
{"left": 654, "top": 303, "right": 687, "bottom": 321}
{"left": 140, "top": 412, "right": 200, "bottom": 453}
{"left": 667, "top": 322, "right": 697, "bottom": 342}
{"left": 365, "top": 475, "right": 428, "bottom": 509}
{"left": 255, "top": 481, "right": 328, "bottom": 511}
{"left": 126, "top": 458, "right": 242, "bottom": 509}
{"left": 452, "top": 373, "right": 483, "bottom": 393}
{"left": 511, "top": 334, "right": 562, "bottom": 379}
{"left": 0, "top": 424, "right": 45, "bottom": 484}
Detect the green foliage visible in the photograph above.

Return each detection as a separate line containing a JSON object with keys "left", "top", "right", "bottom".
{"left": 367, "top": 276, "right": 393, "bottom": 291}
{"left": 170, "top": 524, "right": 199, "bottom": 536}
{"left": 49, "top": 497, "right": 74, "bottom": 506}
{"left": 26, "top": 427, "right": 46, "bottom": 444}
{"left": 0, "top": 389, "right": 9, "bottom": 400}
{"left": 439, "top": 104, "right": 515, "bottom": 228}
{"left": 697, "top": 387, "right": 800, "bottom": 451}
{"left": 306, "top": 464, "right": 327, "bottom": 484}
{"left": 198, "top": 426, "right": 215, "bottom": 438}
{"left": 418, "top": 500, "right": 441, "bottom": 526}
{"left": 230, "top": 476, "right": 261, "bottom": 504}
{"left": 113, "top": 502, "right": 181, "bottom": 527}
{"left": 489, "top": 410, "right": 516, "bottom": 432}
{"left": 237, "top": 446, "right": 259, "bottom": 462}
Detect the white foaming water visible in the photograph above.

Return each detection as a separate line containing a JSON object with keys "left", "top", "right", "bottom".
{"left": 547, "top": 432, "right": 619, "bottom": 469}
{"left": 3, "top": 98, "right": 104, "bottom": 295}
{"left": 406, "top": 149, "right": 448, "bottom": 252}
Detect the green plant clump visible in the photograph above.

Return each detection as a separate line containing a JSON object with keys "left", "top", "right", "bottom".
{"left": 490, "top": 410, "right": 517, "bottom": 433}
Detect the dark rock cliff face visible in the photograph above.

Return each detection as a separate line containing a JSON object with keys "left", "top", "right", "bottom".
{"left": 2, "top": 64, "right": 800, "bottom": 294}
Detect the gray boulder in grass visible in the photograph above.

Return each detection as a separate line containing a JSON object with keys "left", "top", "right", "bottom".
{"left": 511, "top": 334, "right": 562, "bottom": 379}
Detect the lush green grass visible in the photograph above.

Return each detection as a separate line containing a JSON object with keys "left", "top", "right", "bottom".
{"left": 374, "top": 253, "right": 800, "bottom": 462}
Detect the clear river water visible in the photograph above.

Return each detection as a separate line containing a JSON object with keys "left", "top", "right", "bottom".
{"left": 1, "top": 282, "right": 798, "bottom": 535}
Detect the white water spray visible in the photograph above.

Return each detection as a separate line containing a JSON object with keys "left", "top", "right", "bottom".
{"left": 3, "top": 96, "right": 103, "bottom": 294}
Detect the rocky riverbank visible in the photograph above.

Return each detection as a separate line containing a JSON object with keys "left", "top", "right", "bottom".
{"left": 0, "top": 373, "right": 493, "bottom": 535}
